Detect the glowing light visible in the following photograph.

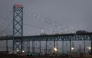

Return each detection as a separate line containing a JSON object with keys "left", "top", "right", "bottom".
{"left": 87, "top": 47, "right": 91, "bottom": 50}
{"left": 17, "top": 50, "right": 19, "bottom": 52}
{"left": 22, "top": 50, "right": 25, "bottom": 53}
{"left": 42, "top": 30, "right": 44, "bottom": 32}
{"left": 54, "top": 47, "right": 57, "bottom": 52}
{"left": 71, "top": 47, "right": 74, "bottom": 50}
{"left": 3, "top": 34, "right": 5, "bottom": 36}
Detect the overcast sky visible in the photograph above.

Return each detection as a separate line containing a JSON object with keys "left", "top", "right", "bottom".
{"left": 0, "top": 0, "right": 92, "bottom": 35}
{"left": 0, "top": 0, "right": 92, "bottom": 53}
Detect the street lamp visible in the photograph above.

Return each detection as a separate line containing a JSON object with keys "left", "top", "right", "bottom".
{"left": 87, "top": 47, "right": 91, "bottom": 50}
{"left": 54, "top": 47, "right": 57, "bottom": 52}
{"left": 22, "top": 50, "right": 25, "bottom": 53}
{"left": 87, "top": 47, "right": 91, "bottom": 53}
{"left": 17, "top": 50, "right": 19, "bottom": 52}
{"left": 71, "top": 47, "right": 74, "bottom": 52}
{"left": 17, "top": 50, "right": 19, "bottom": 54}
{"left": 53, "top": 47, "right": 57, "bottom": 55}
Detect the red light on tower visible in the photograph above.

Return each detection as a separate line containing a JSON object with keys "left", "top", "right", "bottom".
{"left": 14, "top": 4, "right": 23, "bottom": 8}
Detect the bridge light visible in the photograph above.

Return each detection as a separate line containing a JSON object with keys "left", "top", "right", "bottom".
{"left": 42, "top": 30, "right": 44, "bottom": 33}
{"left": 87, "top": 47, "right": 91, "bottom": 50}
{"left": 17, "top": 50, "right": 19, "bottom": 52}
{"left": 54, "top": 47, "right": 57, "bottom": 52}
{"left": 3, "top": 34, "right": 5, "bottom": 36}
{"left": 71, "top": 47, "right": 74, "bottom": 50}
{"left": 22, "top": 50, "right": 25, "bottom": 53}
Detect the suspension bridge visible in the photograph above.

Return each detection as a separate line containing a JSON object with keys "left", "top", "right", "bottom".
{"left": 0, "top": 4, "right": 92, "bottom": 55}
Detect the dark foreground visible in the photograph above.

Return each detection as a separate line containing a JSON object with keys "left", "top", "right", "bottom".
{"left": 0, "top": 54, "right": 92, "bottom": 58}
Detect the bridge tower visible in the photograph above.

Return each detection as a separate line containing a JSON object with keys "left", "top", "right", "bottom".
{"left": 13, "top": 4, "right": 23, "bottom": 53}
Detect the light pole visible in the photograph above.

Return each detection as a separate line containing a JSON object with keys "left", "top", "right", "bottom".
{"left": 17, "top": 50, "right": 19, "bottom": 54}
{"left": 54, "top": 47, "right": 57, "bottom": 55}
{"left": 87, "top": 47, "right": 91, "bottom": 52}
{"left": 22, "top": 50, "right": 25, "bottom": 54}
{"left": 71, "top": 47, "right": 74, "bottom": 52}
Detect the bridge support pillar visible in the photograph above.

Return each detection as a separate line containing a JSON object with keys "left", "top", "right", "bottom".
{"left": 13, "top": 4, "right": 23, "bottom": 54}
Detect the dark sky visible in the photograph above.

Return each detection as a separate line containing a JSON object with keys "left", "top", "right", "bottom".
{"left": 0, "top": 0, "right": 92, "bottom": 53}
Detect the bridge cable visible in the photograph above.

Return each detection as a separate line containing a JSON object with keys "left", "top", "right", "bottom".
{"left": 0, "top": 9, "right": 12, "bottom": 27}
{"left": 0, "top": 16, "right": 59, "bottom": 33}
{"left": 24, "top": 8, "right": 76, "bottom": 32}
{"left": 24, "top": 10, "right": 71, "bottom": 33}
{"left": 0, "top": 21, "right": 12, "bottom": 34}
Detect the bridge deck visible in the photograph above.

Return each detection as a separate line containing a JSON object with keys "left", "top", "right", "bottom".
{"left": 0, "top": 32, "right": 92, "bottom": 41}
